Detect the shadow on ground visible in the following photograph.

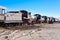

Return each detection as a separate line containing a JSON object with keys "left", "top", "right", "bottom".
{"left": 1, "top": 25, "right": 42, "bottom": 30}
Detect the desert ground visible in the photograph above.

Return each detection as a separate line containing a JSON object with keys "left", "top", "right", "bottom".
{"left": 0, "top": 23, "right": 60, "bottom": 40}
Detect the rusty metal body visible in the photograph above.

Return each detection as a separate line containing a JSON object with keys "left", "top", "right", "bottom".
{"left": 0, "top": 6, "right": 58, "bottom": 27}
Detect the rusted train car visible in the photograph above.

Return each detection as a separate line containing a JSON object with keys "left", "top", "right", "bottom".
{"left": 0, "top": 6, "right": 57, "bottom": 27}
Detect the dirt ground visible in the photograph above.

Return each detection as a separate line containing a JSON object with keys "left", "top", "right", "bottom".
{"left": 0, "top": 23, "right": 60, "bottom": 40}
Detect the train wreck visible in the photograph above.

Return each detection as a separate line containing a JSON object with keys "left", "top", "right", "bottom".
{"left": 0, "top": 6, "right": 59, "bottom": 27}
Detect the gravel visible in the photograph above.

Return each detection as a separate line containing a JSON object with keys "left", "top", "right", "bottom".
{"left": 0, "top": 23, "right": 60, "bottom": 40}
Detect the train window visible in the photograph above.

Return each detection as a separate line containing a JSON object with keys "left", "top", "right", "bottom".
{"left": 0, "top": 9, "right": 5, "bottom": 14}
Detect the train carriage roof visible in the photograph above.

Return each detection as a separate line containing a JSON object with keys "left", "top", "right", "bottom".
{"left": 7, "top": 11, "right": 19, "bottom": 13}
{"left": 34, "top": 14, "right": 41, "bottom": 16}
{"left": 20, "top": 10, "right": 28, "bottom": 14}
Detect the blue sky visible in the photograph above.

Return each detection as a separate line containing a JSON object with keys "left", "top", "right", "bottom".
{"left": 0, "top": 0, "right": 60, "bottom": 18}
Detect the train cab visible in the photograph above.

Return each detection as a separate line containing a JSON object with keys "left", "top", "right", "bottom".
{"left": 0, "top": 6, "right": 6, "bottom": 26}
